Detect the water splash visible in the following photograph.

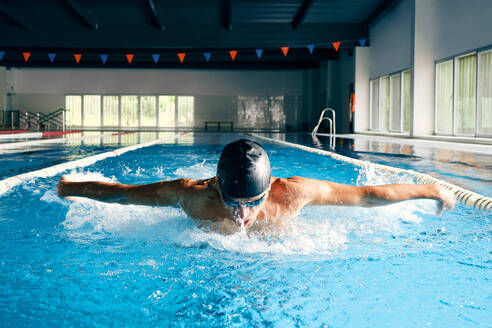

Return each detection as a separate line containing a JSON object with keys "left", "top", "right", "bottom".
{"left": 57, "top": 166, "right": 439, "bottom": 256}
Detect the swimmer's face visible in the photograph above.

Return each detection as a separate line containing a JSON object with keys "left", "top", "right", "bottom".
{"left": 220, "top": 191, "right": 268, "bottom": 228}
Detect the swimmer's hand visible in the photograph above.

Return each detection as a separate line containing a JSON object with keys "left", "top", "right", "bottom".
{"left": 436, "top": 186, "right": 455, "bottom": 216}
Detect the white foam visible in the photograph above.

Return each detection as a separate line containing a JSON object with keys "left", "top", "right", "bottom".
{"left": 58, "top": 164, "right": 437, "bottom": 256}
{"left": 63, "top": 170, "right": 116, "bottom": 183}
{"left": 172, "top": 162, "right": 216, "bottom": 179}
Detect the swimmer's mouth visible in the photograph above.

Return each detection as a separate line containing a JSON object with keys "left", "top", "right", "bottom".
{"left": 235, "top": 219, "right": 251, "bottom": 227}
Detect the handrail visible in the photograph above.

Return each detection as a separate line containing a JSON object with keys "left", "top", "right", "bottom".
{"left": 37, "top": 108, "right": 67, "bottom": 131}
{"left": 311, "top": 107, "right": 336, "bottom": 150}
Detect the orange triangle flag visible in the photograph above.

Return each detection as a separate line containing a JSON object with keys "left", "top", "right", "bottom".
{"left": 23, "top": 52, "right": 31, "bottom": 62}
{"left": 177, "top": 53, "right": 186, "bottom": 63}
{"left": 281, "top": 47, "right": 289, "bottom": 56}
{"left": 126, "top": 54, "right": 134, "bottom": 64}
{"left": 74, "top": 54, "right": 82, "bottom": 63}
{"left": 332, "top": 41, "right": 341, "bottom": 52}
{"left": 229, "top": 50, "right": 237, "bottom": 61}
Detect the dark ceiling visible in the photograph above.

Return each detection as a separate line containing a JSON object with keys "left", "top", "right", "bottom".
{"left": 0, "top": 0, "right": 397, "bottom": 69}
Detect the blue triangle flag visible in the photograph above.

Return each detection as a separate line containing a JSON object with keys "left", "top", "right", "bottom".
{"left": 255, "top": 49, "right": 263, "bottom": 59}
{"left": 100, "top": 54, "right": 108, "bottom": 64}
{"left": 359, "top": 39, "right": 367, "bottom": 47}
{"left": 152, "top": 54, "right": 160, "bottom": 63}
{"left": 48, "top": 53, "right": 56, "bottom": 63}
{"left": 0, "top": 51, "right": 5, "bottom": 61}
{"left": 203, "top": 52, "right": 211, "bottom": 61}
{"left": 307, "top": 45, "right": 315, "bottom": 54}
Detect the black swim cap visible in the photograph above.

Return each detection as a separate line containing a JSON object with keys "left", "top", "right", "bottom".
{"left": 217, "top": 139, "right": 271, "bottom": 199}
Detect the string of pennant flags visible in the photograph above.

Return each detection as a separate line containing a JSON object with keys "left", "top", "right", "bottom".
{"left": 0, "top": 39, "right": 366, "bottom": 64}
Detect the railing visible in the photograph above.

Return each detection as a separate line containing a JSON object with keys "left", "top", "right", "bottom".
{"left": 311, "top": 107, "right": 336, "bottom": 150}
{"left": 19, "top": 111, "right": 41, "bottom": 130}
{"left": 37, "top": 108, "right": 67, "bottom": 131}
{"left": 1, "top": 108, "right": 66, "bottom": 131}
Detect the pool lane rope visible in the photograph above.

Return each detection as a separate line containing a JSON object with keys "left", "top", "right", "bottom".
{"left": 0, "top": 132, "right": 187, "bottom": 196}
{"left": 250, "top": 134, "right": 492, "bottom": 212}
{"left": 0, "top": 131, "right": 136, "bottom": 150}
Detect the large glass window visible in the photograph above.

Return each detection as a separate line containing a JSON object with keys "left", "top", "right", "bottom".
{"left": 389, "top": 73, "right": 401, "bottom": 131}
{"left": 435, "top": 49, "right": 492, "bottom": 137}
{"left": 370, "top": 72, "right": 410, "bottom": 133}
{"left": 455, "top": 54, "right": 476, "bottom": 135}
{"left": 177, "top": 96, "right": 194, "bottom": 127}
{"left": 103, "top": 96, "right": 119, "bottom": 127}
{"left": 159, "top": 96, "right": 176, "bottom": 127}
{"left": 65, "top": 95, "right": 82, "bottom": 127}
{"left": 478, "top": 50, "right": 492, "bottom": 136}
{"left": 402, "top": 71, "right": 411, "bottom": 132}
{"left": 140, "top": 96, "right": 156, "bottom": 127}
{"left": 436, "top": 60, "right": 454, "bottom": 134}
{"left": 370, "top": 79, "right": 379, "bottom": 130}
{"left": 121, "top": 96, "right": 138, "bottom": 128}
{"left": 83, "top": 95, "right": 101, "bottom": 127}
{"left": 65, "top": 94, "right": 195, "bottom": 129}
{"left": 379, "top": 76, "right": 390, "bottom": 131}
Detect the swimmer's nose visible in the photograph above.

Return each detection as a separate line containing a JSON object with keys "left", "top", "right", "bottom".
{"left": 238, "top": 206, "right": 248, "bottom": 219}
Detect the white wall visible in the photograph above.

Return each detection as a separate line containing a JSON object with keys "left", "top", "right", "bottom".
{"left": 354, "top": 47, "right": 371, "bottom": 132}
{"left": 432, "top": 0, "right": 492, "bottom": 60}
{"left": 0, "top": 68, "right": 6, "bottom": 110}
{"left": 357, "top": 0, "right": 492, "bottom": 137}
{"left": 10, "top": 68, "right": 303, "bottom": 96}
{"left": 7, "top": 68, "right": 307, "bottom": 130}
{"left": 369, "top": 0, "right": 412, "bottom": 78}
{"left": 412, "top": 0, "right": 492, "bottom": 135}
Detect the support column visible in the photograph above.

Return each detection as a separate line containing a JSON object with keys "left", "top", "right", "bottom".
{"left": 411, "top": 0, "right": 437, "bottom": 136}
{"left": 354, "top": 47, "right": 371, "bottom": 132}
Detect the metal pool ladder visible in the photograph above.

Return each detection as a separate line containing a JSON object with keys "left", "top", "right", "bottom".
{"left": 311, "top": 107, "right": 336, "bottom": 150}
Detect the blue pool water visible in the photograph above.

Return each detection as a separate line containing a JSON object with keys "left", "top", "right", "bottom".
{"left": 0, "top": 133, "right": 490, "bottom": 327}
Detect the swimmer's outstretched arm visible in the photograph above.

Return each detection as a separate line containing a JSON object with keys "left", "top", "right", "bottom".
{"left": 291, "top": 177, "right": 455, "bottom": 211}
{"left": 57, "top": 176, "right": 193, "bottom": 206}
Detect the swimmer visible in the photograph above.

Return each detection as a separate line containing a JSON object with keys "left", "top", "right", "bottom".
{"left": 57, "top": 139, "right": 455, "bottom": 229}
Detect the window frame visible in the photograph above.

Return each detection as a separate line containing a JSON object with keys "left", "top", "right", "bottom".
{"left": 434, "top": 45, "right": 492, "bottom": 138}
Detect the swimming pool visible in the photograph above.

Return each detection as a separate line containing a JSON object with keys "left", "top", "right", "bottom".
{"left": 0, "top": 133, "right": 490, "bottom": 327}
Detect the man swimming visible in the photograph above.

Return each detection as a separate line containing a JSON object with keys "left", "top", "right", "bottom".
{"left": 57, "top": 139, "right": 455, "bottom": 228}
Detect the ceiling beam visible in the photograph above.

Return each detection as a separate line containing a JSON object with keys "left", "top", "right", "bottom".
{"left": 66, "top": 0, "right": 98, "bottom": 30}
{"left": 291, "top": 0, "right": 313, "bottom": 30}
{"left": 0, "top": 3, "right": 31, "bottom": 30}
{"left": 147, "top": 0, "right": 165, "bottom": 31}
{"left": 221, "top": 0, "right": 232, "bottom": 30}
{"left": 361, "top": 0, "right": 399, "bottom": 29}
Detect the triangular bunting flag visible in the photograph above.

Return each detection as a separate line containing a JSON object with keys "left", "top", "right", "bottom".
{"left": 48, "top": 53, "right": 56, "bottom": 63}
{"left": 307, "top": 44, "right": 315, "bottom": 54}
{"left": 203, "top": 52, "right": 211, "bottom": 61}
{"left": 0, "top": 51, "right": 5, "bottom": 61}
{"left": 23, "top": 52, "right": 31, "bottom": 62}
{"left": 255, "top": 49, "right": 263, "bottom": 59}
{"left": 74, "top": 54, "right": 82, "bottom": 63}
{"left": 359, "top": 39, "right": 367, "bottom": 47}
{"left": 152, "top": 54, "right": 160, "bottom": 63}
{"left": 281, "top": 47, "right": 289, "bottom": 56}
{"left": 177, "top": 53, "right": 186, "bottom": 63}
{"left": 229, "top": 50, "right": 237, "bottom": 61}
{"left": 126, "top": 54, "right": 134, "bottom": 64}
{"left": 332, "top": 41, "right": 341, "bottom": 52}
{"left": 100, "top": 54, "right": 108, "bottom": 64}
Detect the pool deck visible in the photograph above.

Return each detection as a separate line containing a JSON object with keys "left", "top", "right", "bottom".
{"left": 319, "top": 133, "right": 492, "bottom": 156}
